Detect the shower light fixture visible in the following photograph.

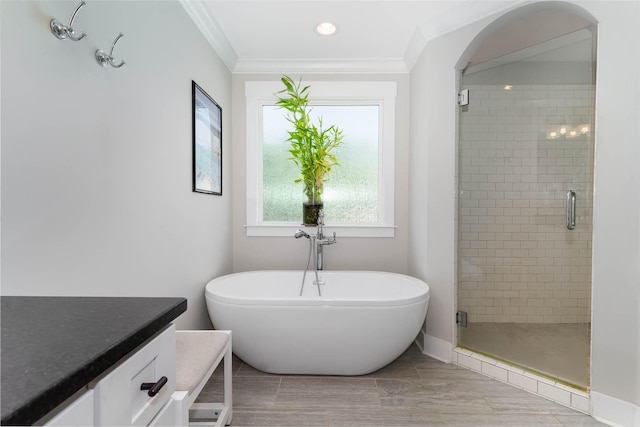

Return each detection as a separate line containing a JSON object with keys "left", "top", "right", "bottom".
{"left": 316, "top": 22, "right": 337, "bottom": 36}
{"left": 547, "top": 125, "right": 590, "bottom": 140}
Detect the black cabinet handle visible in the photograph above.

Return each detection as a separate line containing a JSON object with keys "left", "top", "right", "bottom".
{"left": 140, "top": 376, "right": 168, "bottom": 397}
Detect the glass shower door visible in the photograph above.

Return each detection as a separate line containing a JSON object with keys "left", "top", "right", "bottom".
{"left": 457, "top": 29, "right": 595, "bottom": 389}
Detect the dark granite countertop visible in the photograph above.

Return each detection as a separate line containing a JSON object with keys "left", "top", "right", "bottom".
{"left": 1, "top": 296, "right": 187, "bottom": 425}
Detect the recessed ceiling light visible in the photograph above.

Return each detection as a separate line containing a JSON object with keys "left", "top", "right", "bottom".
{"left": 315, "top": 22, "right": 337, "bottom": 36}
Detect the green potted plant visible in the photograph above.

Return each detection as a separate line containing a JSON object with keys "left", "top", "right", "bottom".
{"left": 276, "top": 75, "right": 344, "bottom": 225}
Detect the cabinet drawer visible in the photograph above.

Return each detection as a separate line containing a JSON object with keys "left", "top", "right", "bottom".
{"left": 92, "top": 325, "right": 176, "bottom": 426}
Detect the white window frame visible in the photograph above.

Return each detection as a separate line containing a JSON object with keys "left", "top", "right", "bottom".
{"left": 245, "top": 80, "right": 396, "bottom": 237}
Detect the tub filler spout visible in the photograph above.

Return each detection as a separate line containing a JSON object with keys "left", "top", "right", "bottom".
{"left": 294, "top": 229, "right": 310, "bottom": 239}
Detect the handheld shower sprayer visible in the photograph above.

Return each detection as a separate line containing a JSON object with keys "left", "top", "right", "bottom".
{"left": 294, "top": 228, "right": 320, "bottom": 296}
{"left": 294, "top": 229, "right": 310, "bottom": 239}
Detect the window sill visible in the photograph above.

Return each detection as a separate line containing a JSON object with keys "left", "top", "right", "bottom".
{"left": 245, "top": 224, "right": 396, "bottom": 238}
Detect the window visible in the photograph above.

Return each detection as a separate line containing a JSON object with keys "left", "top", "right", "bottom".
{"left": 245, "top": 81, "right": 396, "bottom": 237}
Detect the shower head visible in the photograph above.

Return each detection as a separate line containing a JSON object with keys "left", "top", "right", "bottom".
{"left": 294, "top": 229, "right": 310, "bottom": 239}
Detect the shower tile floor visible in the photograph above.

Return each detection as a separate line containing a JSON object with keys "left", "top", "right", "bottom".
{"left": 458, "top": 323, "right": 590, "bottom": 388}
{"left": 197, "top": 343, "right": 602, "bottom": 426}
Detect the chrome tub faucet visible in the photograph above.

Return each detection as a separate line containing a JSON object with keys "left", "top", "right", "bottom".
{"left": 315, "top": 210, "right": 336, "bottom": 271}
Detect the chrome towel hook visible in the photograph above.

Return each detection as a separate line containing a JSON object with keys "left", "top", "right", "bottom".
{"left": 50, "top": 1, "right": 87, "bottom": 41}
{"left": 95, "top": 33, "right": 125, "bottom": 68}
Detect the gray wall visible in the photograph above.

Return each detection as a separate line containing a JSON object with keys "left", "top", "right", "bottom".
{"left": 409, "top": 17, "right": 486, "bottom": 358}
{"left": 585, "top": 0, "right": 640, "bottom": 412}
{"left": 231, "top": 73, "right": 411, "bottom": 274}
{"left": 3, "top": 0, "right": 638, "bottom": 418}
{"left": 409, "top": 0, "right": 640, "bottom": 414}
{"left": 1, "top": 1, "right": 233, "bottom": 329}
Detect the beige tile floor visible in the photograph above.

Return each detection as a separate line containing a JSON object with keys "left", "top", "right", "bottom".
{"left": 458, "top": 323, "right": 590, "bottom": 388}
{"left": 197, "top": 343, "right": 603, "bottom": 426}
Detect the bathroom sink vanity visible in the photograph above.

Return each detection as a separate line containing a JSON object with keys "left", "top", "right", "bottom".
{"left": 0, "top": 296, "right": 187, "bottom": 426}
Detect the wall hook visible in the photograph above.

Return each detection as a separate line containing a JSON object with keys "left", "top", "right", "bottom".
{"left": 50, "top": 1, "right": 87, "bottom": 41}
{"left": 95, "top": 33, "right": 125, "bottom": 68}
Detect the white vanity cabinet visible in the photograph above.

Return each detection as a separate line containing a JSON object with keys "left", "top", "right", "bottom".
{"left": 92, "top": 325, "right": 176, "bottom": 426}
{"left": 2, "top": 297, "right": 186, "bottom": 426}
{"left": 43, "top": 325, "right": 176, "bottom": 426}
{"left": 147, "top": 396, "right": 178, "bottom": 426}
{"left": 43, "top": 390, "right": 94, "bottom": 426}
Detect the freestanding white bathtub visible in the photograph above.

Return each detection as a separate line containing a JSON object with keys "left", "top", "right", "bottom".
{"left": 205, "top": 270, "right": 430, "bottom": 375}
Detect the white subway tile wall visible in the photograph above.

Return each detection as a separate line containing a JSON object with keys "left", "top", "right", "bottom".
{"left": 458, "top": 84, "right": 595, "bottom": 323}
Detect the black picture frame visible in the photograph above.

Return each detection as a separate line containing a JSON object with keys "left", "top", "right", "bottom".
{"left": 192, "top": 81, "right": 222, "bottom": 195}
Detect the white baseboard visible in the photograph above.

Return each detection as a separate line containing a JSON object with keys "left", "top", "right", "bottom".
{"left": 591, "top": 391, "right": 640, "bottom": 427}
{"left": 417, "top": 334, "right": 452, "bottom": 363}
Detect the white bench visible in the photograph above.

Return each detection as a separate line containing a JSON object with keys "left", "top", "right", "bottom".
{"left": 173, "top": 330, "right": 232, "bottom": 426}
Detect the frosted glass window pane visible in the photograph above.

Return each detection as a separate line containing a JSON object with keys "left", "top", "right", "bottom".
{"left": 262, "top": 105, "right": 379, "bottom": 223}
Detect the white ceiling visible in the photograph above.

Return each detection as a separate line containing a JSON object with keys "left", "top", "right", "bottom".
{"left": 180, "top": 0, "right": 523, "bottom": 73}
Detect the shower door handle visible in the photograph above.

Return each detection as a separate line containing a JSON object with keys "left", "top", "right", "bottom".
{"left": 566, "top": 190, "right": 576, "bottom": 230}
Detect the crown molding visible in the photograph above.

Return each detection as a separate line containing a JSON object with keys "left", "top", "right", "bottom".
{"left": 179, "top": 0, "right": 238, "bottom": 71}
{"left": 180, "top": 0, "right": 521, "bottom": 75}
{"left": 233, "top": 58, "right": 409, "bottom": 74}
{"left": 179, "top": 1, "right": 407, "bottom": 74}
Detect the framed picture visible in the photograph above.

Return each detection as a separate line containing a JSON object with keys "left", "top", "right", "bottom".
{"left": 192, "top": 80, "right": 222, "bottom": 195}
